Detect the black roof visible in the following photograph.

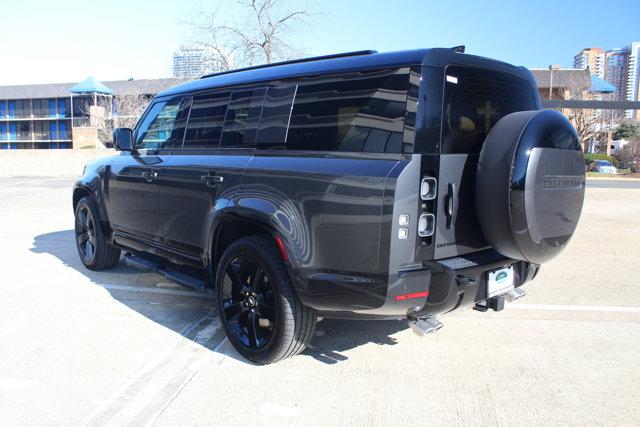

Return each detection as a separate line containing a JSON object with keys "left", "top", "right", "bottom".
{"left": 159, "top": 48, "right": 530, "bottom": 98}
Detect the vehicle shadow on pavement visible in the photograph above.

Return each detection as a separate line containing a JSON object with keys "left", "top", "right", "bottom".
{"left": 304, "top": 318, "right": 407, "bottom": 364}
{"left": 31, "top": 229, "right": 409, "bottom": 365}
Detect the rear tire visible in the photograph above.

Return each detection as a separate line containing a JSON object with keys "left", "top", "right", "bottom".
{"left": 215, "top": 235, "right": 316, "bottom": 364}
{"left": 74, "top": 196, "right": 121, "bottom": 271}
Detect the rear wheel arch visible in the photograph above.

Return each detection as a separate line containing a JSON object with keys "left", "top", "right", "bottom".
{"left": 209, "top": 216, "right": 282, "bottom": 271}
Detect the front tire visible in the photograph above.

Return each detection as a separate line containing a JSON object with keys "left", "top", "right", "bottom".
{"left": 74, "top": 196, "right": 121, "bottom": 271}
{"left": 215, "top": 236, "right": 316, "bottom": 364}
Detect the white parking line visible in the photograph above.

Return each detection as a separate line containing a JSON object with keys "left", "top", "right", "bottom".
{"left": 510, "top": 303, "right": 640, "bottom": 314}
{"left": 99, "top": 284, "right": 215, "bottom": 299}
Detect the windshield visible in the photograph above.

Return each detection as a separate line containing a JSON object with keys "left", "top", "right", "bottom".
{"left": 596, "top": 160, "right": 613, "bottom": 166}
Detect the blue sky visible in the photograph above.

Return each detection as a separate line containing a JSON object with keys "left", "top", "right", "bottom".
{"left": 2, "top": 0, "right": 639, "bottom": 85}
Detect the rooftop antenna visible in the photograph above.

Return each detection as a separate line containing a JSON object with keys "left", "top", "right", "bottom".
{"left": 451, "top": 45, "right": 465, "bottom": 53}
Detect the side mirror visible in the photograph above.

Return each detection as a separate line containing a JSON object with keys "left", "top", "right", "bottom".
{"left": 113, "top": 128, "right": 133, "bottom": 151}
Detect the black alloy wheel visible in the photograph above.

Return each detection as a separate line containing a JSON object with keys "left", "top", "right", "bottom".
{"left": 221, "top": 256, "right": 277, "bottom": 349}
{"left": 215, "top": 236, "right": 316, "bottom": 364}
{"left": 74, "top": 196, "right": 121, "bottom": 271}
{"left": 75, "top": 204, "right": 97, "bottom": 264}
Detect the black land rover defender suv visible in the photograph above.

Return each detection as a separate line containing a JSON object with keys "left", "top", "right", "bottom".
{"left": 73, "top": 48, "right": 585, "bottom": 364}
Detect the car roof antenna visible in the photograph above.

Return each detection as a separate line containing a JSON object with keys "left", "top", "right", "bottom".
{"left": 451, "top": 45, "right": 466, "bottom": 53}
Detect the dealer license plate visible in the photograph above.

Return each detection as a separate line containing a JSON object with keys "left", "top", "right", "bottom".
{"left": 486, "top": 266, "right": 514, "bottom": 298}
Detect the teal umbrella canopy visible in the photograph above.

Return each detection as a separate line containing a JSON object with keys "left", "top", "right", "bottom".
{"left": 588, "top": 75, "right": 616, "bottom": 94}
{"left": 70, "top": 76, "right": 113, "bottom": 95}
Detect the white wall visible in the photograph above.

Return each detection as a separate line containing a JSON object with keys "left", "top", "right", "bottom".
{"left": 0, "top": 149, "right": 117, "bottom": 178}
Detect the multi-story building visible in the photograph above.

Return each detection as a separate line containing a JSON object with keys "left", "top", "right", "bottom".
{"left": 574, "top": 43, "right": 640, "bottom": 119}
{"left": 574, "top": 47, "right": 605, "bottom": 78}
{"left": 622, "top": 42, "right": 640, "bottom": 118}
{"left": 605, "top": 48, "right": 628, "bottom": 102}
{"left": 173, "top": 46, "right": 208, "bottom": 78}
{"left": 0, "top": 77, "right": 185, "bottom": 149}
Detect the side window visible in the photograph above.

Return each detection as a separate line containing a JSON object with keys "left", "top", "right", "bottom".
{"left": 183, "top": 92, "right": 230, "bottom": 149}
{"left": 256, "top": 85, "right": 297, "bottom": 150}
{"left": 220, "top": 88, "right": 266, "bottom": 148}
{"left": 286, "top": 68, "right": 409, "bottom": 153}
{"left": 136, "top": 99, "right": 187, "bottom": 150}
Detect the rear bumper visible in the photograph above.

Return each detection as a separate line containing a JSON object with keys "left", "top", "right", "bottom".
{"left": 415, "top": 250, "right": 538, "bottom": 318}
{"left": 306, "top": 249, "right": 538, "bottom": 320}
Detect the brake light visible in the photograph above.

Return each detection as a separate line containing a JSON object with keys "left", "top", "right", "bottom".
{"left": 395, "top": 291, "right": 429, "bottom": 301}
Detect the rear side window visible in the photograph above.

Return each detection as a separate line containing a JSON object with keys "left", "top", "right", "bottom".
{"left": 183, "top": 92, "right": 230, "bottom": 148}
{"left": 441, "top": 66, "right": 536, "bottom": 154}
{"left": 285, "top": 68, "right": 409, "bottom": 153}
{"left": 220, "top": 88, "right": 265, "bottom": 148}
{"left": 256, "top": 85, "right": 297, "bottom": 150}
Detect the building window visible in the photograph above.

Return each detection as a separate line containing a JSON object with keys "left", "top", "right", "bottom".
{"left": 17, "top": 122, "right": 31, "bottom": 140}
{"left": 0, "top": 123, "right": 7, "bottom": 141}
{"left": 33, "top": 99, "right": 48, "bottom": 118}
{"left": 8, "top": 101, "right": 16, "bottom": 118}
{"left": 50, "top": 122, "right": 58, "bottom": 140}
{"left": 59, "top": 121, "right": 68, "bottom": 139}
{"left": 0, "top": 101, "right": 6, "bottom": 118}
{"left": 9, "top": 123, "right": 17, "bottom": 141}
{"left": 49, "top": 99, "right": 56, "bottom": 118}
{"left": 58, "top": 99, "right": 67, "bottom": 117}
{"left": 286, "top": 68, "right": 409, "bottom": 153}
{"left": 34, "top": 122, "right": 47, "bottom": 140}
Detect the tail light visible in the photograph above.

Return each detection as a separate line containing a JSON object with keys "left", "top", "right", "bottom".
{"left": 420, "top": 177, "right": 437, "bottom": 200}
{"left": 418, "top": 213, "right": 435, "bottom": 237}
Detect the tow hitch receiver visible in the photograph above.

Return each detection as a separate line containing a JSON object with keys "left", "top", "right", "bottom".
{"left": 474, "top": 295, "right": 505, "bottom": 312}
{"left": 474, "top": 287, "right": 527, "bottom": 312}
{"left": 408, "top": 317, "right": 443, "bottom": 336}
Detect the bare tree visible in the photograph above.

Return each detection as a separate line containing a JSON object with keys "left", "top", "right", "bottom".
{"left": 559, "top": 73, "right": 603, "bottom": 152}
{"left": 182, "top": 0, "right": 317, "bottom": 73}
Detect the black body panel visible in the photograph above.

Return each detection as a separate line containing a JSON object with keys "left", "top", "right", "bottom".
{"left": 73, "top": 48, "right": 549, "bottom": 319}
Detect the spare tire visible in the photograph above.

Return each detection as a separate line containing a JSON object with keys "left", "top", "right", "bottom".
{"left": 476, "top": 110, "right": 585, "bottom": 264}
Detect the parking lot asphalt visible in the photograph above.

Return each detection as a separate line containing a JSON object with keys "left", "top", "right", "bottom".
{"left": 0, "top": 177, "right": 639, "bottom": 426}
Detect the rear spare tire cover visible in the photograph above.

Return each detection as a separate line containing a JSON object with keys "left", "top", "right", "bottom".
{"left": 476, "top": 110, "right": 585, "bottom": 264}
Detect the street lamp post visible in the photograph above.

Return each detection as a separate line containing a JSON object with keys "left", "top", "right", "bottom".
{"left": 548, "top": 64, "right": 560, "bottom": 100}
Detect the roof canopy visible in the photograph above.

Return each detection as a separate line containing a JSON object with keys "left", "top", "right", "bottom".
{"left": 588, "top": 75, "right": 616, "bottom": 94}
{"left": 69, "top": 76, "right": 113, "bottom": 95}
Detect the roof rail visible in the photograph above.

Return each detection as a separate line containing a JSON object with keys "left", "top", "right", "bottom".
{"left": 200, "top": 50, "right": 378, "bottom": 79}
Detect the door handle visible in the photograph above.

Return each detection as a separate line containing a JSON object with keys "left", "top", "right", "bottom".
{"left": 200, "top": 173, "right": 224, "bottom": 188}
{"left": 444, "top": 183, "right": 456, "bottom": 229}
{"left": 142, "top": 170, "right": 158, "bottom": 183}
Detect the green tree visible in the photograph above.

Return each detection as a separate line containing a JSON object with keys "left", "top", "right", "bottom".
{"left": 613, "top": 122, "right": 640, "bottom": 140}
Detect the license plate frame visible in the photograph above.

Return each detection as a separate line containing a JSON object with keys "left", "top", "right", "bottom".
{"left": 486, "top": 266, "right": 515, "bottom": 298}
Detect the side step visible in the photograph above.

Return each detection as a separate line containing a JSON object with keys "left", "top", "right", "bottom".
{"left": 123, "top": 253, "right": 207, "bottom": 292}
{"left": 408, "top": 317, "right": 443, "bottom": 336}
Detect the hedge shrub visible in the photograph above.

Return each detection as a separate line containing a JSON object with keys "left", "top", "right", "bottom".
{"left": 584, "top": 153, "right": 620, "bottom": 168}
